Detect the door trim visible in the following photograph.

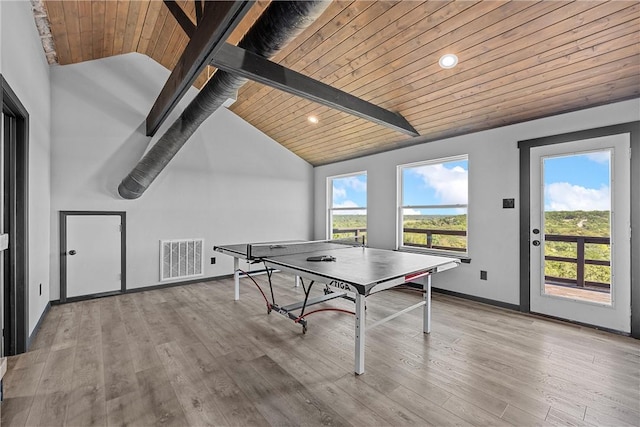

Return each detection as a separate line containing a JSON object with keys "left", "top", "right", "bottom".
{"left": 60, "top": 211, "right": 126, "bottom": 303}
{"left": 1, "top": 74, "right": 30, "bottom": 355}
{"left": 518, "top": 121, "right": 640, "bottom": 338}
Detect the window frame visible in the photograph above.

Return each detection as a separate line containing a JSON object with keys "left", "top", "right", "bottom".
{"left": 397, "top": 155, "right": 469, "bottom": 256}
{"left": 326, "top": 171, "right": 367, "bottom": 240}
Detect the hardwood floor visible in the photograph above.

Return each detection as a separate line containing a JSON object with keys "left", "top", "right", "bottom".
{"left": 2, "top": 274, "right": 638, "bottom": 426}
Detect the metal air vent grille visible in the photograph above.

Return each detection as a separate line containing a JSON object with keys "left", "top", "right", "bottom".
{"left": 160, "top": 238, "right": 204, "bottom": 281}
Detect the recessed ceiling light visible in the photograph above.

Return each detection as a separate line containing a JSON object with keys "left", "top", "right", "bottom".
{"left": 439, "top": 53, "right": 458, "bottom": 69}
{"left": 308, "top": 115, "right": 319, "bottom": 124}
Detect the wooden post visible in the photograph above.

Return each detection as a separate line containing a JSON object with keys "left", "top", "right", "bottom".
{"left": 577, "top": 237, "right": 585, "bottom": 288}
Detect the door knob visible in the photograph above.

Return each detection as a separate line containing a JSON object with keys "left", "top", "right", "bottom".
{"left": 532, "top": 240, "right": 540, "bottom": 246}
{"left": 68, "top": 250, "right": 77, "bottom": 255}
{"left": 532, "top": 229, "right": 540, "bottom": 234}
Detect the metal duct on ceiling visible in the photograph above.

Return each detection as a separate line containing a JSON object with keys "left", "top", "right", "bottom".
{"left": 118, "top": 0, "right": 330, "bottom": 199}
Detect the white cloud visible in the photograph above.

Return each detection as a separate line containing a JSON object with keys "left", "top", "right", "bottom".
{"left": 332, "top": 200, "right": 364, "bottom": 215}
{"left": 333, "top": 176, "right": 366, "bottom": 202}
{"left": 333, "top": 187, "right": 347, "bottom": 200}
{"left": 413, "top": 164, "right": 468, "bottom": 204}
{"left": 403, "top": 208, "right": 422, "bottom": 216}
{"left": 334, "top": 200, "right": 358, "bottom": 209}
{"left": 341, "top": 176, "right": 367, "bottom": 192}
{"left": 545, "top": 182, "right": 610, "bottom": 211}
{"left": 584, "top": 151, "right": 610, "bottom": 164}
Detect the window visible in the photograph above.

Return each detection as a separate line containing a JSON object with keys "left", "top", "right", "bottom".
{"left": 398, "top": 156, "right": 468, "bottom": 255}
{"left": 328, "top": 172, "right": 367, "bottom": 240}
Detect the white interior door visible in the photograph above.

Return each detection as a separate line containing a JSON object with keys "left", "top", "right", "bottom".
{"left": 530, "top": 134, "right": 631, "bottom": 332}
{"left": 66, "top": 214, "right": 122, "bottom": 298}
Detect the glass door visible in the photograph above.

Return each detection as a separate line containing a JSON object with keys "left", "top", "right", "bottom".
{"left": 530, "top": 134, "right": 631, "bottom": 332}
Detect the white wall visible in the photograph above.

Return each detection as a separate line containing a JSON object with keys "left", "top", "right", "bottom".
{"left": 314, "top": 99, "right": 640, "bottom": 305}
{"left": 50, "top": 52, "right": 313, "bottom": 300}
{"left": 1, "top": 0, "right": 52, "bottom": 335}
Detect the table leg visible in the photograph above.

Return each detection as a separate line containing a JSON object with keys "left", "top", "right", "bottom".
{"left": 234, "top": 257, "right": 240, "bottom": 301}
{"left": 354, "top": 293, "right": 366, "bottom": 375}
{"left": 423, "top": 274, "right": 431, "bottom": 334}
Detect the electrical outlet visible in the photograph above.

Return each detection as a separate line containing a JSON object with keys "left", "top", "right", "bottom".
{"left": 503, "top": 198, "right": 515, "bottom": 209}
{"left": 480, "top": 270, "right": 487, "bottom": 280}
{"left": 210, "top": 257, "right": 216, "bottom": 265}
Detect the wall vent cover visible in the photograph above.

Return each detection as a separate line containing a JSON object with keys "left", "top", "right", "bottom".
{"left": 160, "top": 238, "right": 204, "bottom": 281}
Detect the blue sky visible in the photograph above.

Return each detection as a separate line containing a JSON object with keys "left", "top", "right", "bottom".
{"left": 544, "top": 151, "right": 610, "bottom": 211}
{"left": 332, "top": 174, "right": 367, "bottom": 208}
{"left": 331, "top": 151, "right": 610, "bottom": 215}
{"left": 402, "top": 160, "right": 468, "bottom": 207}
{"left": 331, "top": 159, "right": 469, "bottom": 215}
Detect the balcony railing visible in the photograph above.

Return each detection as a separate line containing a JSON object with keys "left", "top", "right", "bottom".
{"left": 333, "top": 227, "right": 467, "bottom": 253}
{"left": 332, "top": 227, "right": 367, "bottom": 237}
{"left": 332, "top": 229, "right": 610, "bottom": 291}
{"left": 544, "top": 234, "right": 610, "bottom": 291}
{"left": 403, "top": 228, "right": 467, "bottom": 252}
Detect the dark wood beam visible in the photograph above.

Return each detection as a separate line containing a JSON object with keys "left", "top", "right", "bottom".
{"left": 195, "top": 0, "right": 204, "bottom": 25}
{"left": 146, "top": 1, "right": 254, "bottom": 137}
{"left": 163, "top": 0, "right": 196, "bottom": 38}
{"left": 211, "top": 43, "right": 419, "bottom": 137}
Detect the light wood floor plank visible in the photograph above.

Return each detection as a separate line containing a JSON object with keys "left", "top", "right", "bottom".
{"left": 99, "top": 298, "right": 138, "bottom": 403}
{"left": 442, "top": 394, "right": 512, "bottom": 426}
{"left": 135, "top": 366, "right": 189, "bottom": 426}
{"left": 546, "top": 407, "right": 598, "bottom": 427}
{"left": 221, "top": 354, "right": 303, "bottom": 426}
{"left": 2, "top": 273, "right": 638, "bottom": 426}
{"left": 64, "top": 317, "right": 106, "bottom": 427}
{"left": 501, "top": 404, "right": 551, "bottom": 426}
{"left": 24, "top": 346, "right": 76, "bottom": 426}
{"left": 180, "top": 342, "right": 270, "bottom": 426}
{"left": 105, "top": 390, "right": 155, "bottom": 426}
{"left": 115, "top": 294, "right": 162, "bottom": 373}
{"left": 155, "top": 341, "right": 227, "bottom": 426}
{"left": 0, "top": 361, "right": 46, "bottom": 426}
{"left": 249, "top": 354, "right": 351, "bottom": 426}
{"left": 332, "top": 372, "right": 432, "bottom": 425}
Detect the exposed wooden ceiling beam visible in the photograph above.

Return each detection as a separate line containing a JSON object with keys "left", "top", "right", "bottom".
{"left": 211, "top": 43, "right": 419, "bottom": 137}
{"left": 195, "top": 1, "right": 204, "bottom": 25}
{"left": 163, "top": 1, "right": 196, "bottom": 38}
{"left": 145, "top": 1, "right": 254, "bottom": 137}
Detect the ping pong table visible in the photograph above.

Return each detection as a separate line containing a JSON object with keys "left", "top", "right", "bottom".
{"left": 214, "top": 238, "right": 460, "bottom": 374}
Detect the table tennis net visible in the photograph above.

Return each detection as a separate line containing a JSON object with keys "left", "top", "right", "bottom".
{"left": 247, "top": 235, "right": 365, "bottom": 259}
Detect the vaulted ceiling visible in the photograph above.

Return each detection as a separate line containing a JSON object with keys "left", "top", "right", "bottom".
{"left": 39, "top": 1, "right": 639, "bottom": 166}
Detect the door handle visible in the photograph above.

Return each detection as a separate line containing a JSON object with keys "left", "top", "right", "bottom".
{"left": 532, "top": 240, "right": 540, "bottom": 246}
{"left": 68, "top": 250, "right": 77, "bottom": 256}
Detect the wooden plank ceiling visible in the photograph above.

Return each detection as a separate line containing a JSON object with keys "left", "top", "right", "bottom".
{"left": 42, "top": 1, "right": 640, "bottom": 166}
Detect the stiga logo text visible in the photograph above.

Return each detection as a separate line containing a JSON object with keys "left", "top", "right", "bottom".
{"left": 329, "top": 280, "right": 353, "bottom": 292}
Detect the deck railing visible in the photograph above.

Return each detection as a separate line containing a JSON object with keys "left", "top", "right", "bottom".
{"left": 544, "top": 234, "right": 610, "bottom": 290}
{"left": 332, "top": 228, "right": 610, "bottom": 290}
{"left": 332, "top": 227, "right": 367, "bottom": 238}
{"left": 333, "top": 227, "right": 467, "bottom": 252}
{"left": 402, "top": 228, "right": 467, "bottom": 252}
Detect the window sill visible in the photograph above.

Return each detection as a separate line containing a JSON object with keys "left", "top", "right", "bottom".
{"left": 397, "top": 246, "right": 471, "bottom": 263}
